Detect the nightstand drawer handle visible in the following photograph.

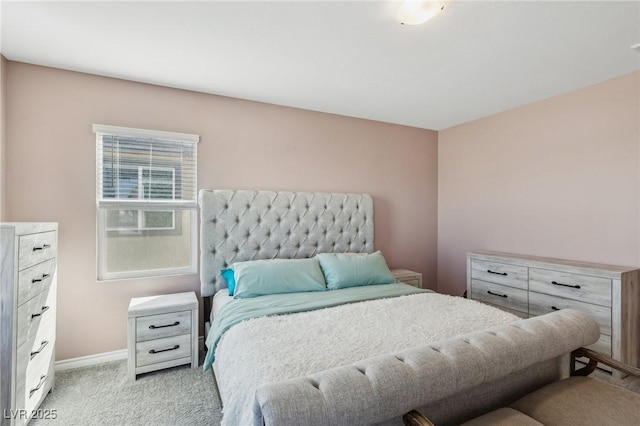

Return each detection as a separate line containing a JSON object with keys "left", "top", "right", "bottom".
{"left": 551, "top": 280, "right": 581, "bottom": 289}
{"left": 32, "top": 273, "right": 50, "bottom": 283}
{"left": 30, "top": 340, "right": 49, "bottom": 359}
{"left": 149, "top": 344, "right": 180, "bottom": 354}
{"left": 487, "top": 290, "right": 507, "bottom": 298}
{"left": 487, "top": 270, "right": 507, "bottom": 276}
{"left": 29, "top": 375, "right": 47, "bottom": 397}
{"left": 32, "top": 244, "right": 51, "bottom": 251}
{"left": 31, "top": 305, "right": 50, "bottom": 318}
{"left": 149, "top": 321, "right": 180, "bottom": 330}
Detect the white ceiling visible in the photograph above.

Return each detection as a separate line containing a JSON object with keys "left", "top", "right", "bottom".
{"left": 1, "top": 1, "right": 639, "bottom": 130}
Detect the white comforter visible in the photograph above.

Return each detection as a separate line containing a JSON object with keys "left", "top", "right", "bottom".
{"left": 215, "top": 292, "right": 516, "bottom": 426}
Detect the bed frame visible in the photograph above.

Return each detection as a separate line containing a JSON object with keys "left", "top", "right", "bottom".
{"left": 199, "top": 189, "right": 374, "bottom": 320}
{"left": 197, "top": 189, "right": 601, "bottom": 425}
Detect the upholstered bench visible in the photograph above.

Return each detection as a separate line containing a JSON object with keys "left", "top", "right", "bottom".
{"left": 403, "top": 348, "right": 640, "bottom": 426}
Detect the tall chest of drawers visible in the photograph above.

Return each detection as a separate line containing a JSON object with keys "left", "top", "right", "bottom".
{"left": 1, "top": 223, "right": 57, "bottom": 426}
{"left": 467, "top": 251, "right": 639, "bottom": 375}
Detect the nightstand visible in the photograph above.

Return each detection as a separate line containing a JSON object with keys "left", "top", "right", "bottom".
{"left": 127, "top": 291, "right": 198, "bottom": 381}
{"left": 391, "top": 269, "right": 423, "bottom": 288}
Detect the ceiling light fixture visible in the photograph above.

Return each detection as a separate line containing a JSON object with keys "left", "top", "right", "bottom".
{"left": 396, "top": 0, "right": 445, "bottom": 26}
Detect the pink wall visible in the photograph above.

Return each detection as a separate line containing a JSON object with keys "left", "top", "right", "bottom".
{"left": 0, "top": 55, "right": 7, "bottom": 221}
{"left": 5, "top": 62, "right": 438, "bottom": 360}
{"left": 438, "top": 72, "right": 640, "bottom": 296}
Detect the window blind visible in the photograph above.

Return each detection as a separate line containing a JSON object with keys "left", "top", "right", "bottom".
{"left": 94, "top": 124, "right": 198, "bottom": 210}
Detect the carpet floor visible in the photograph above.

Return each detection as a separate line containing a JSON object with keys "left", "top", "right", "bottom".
{"left": 31, "top": 353, "right": 222, "bottom": 426}
{"left": 29, "top": 356, "right": 640, "bottom": 426}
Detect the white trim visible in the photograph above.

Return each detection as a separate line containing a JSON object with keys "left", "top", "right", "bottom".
{"left": 55, "top": 349, "right": 127, "bottom": 371}
{"left": 92, "top": 124, "right": 200, "bottom": 144}
{"left": 97, "top": 199, "right": 197, "bottom": 209}
{"left": 55, "top": 337, "right": 205, "bottom": 371}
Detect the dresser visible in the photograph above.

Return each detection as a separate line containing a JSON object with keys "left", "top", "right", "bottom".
{"left": 1, "top": 223, "right": 57, "bottom": 426}
{"left": 127, "top": 292, "right": 198, "bottom": 381}
{"left": 467, "top": 251, "right": 639, "bottom": 375}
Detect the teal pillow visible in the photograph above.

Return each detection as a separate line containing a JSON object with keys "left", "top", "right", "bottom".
{"left": 232, "top": 258, "right": 327, "bottom": 299}
{"left": 317, "top": 251, "right": 396, "bottom": 290}
{"left": 221, "top": 268, "right": 236, "bottom": 296}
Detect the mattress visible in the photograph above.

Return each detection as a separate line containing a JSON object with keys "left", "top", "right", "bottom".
{"left": 210, "top": 289, "right": 233, "bottom": 325}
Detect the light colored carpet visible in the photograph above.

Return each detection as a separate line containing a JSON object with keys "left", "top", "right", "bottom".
{"left": 28, "top": 356, "right": 639, "bottom": 426}
{"left": 31, "top": 353, "right": 222, "bottom": 426}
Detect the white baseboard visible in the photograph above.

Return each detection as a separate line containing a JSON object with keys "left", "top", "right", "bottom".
{"left": 55, "top": 349, "right": 127, "bottom": 371}
{"left": 55, "top": 336, "right": 205, "bottom": 371}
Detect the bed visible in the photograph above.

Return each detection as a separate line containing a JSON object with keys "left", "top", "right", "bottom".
{"left": 199, "top": 189, "right": 600, "bottom": 426}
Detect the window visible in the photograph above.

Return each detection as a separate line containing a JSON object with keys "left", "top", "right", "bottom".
{"left": 94, "top": 124, "right": 199, "bottom": 280}
{"left": 105, "top": 166, "right": 176, "bottom": 231}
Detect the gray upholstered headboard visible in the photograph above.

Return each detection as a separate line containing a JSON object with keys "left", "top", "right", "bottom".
{"left": 199, "top": 189, "right": 374, "bottom": 297}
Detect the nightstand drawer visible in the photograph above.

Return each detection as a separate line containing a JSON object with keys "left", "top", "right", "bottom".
{"left": 471, "top": 260, "right": 528, "bottom": 290}
{"left": 529, "top": 268, "right": 611, "bottom": 307}
{"left": 136, "top": 310, "right": 192, "bottom": 342}
{"left": 471, "top": 279, "right": 528, "bottom": 313}
{"left": 18, "top": 231, "right": 57, "bottom": 270}
{"left": 136, "top": 334, "right": 191, "bottom": 367}
{"left": 529, "top": 292, "right": 612, "bottom": 336}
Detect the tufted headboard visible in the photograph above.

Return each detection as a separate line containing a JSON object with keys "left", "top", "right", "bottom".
{"left": 198, "top": 189, "right": 374, "bottom": 297}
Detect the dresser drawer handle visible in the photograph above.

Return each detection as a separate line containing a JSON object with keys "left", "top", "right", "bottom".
{"left": 551, "top": 280, "right": 581, "bottom": 289}
{"left": 149, "top": 344, "right": 180, "bottom": 354}
{"left": 29, "top": 375, "right": 48, "bottom": 397}
{"left": 551, "top": 306, "right": 560, "bottom": 311}
{"left": 487, "top": 290, "right": 508, "bottom": 298}
{"left": 32, "top": 273, "right": 51, "bottom": 283}
{"left": 31, "top": 305, "right": 50, "bottom": 318}
{"left": 149, "top": 321, "right": 180, "bottom": 330}
{"left": 487, "top": 270, "right": 508, "bottom": 276}
{"left": 30, "top": 340, "right": 50, "bottom": 359}
{"left": 32, "top": 244, "right": 51, "bottom": 252}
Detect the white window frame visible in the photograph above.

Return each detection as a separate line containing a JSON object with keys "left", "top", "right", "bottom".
{"left": 94, "top": 124, "right": 199, "bottom": 281}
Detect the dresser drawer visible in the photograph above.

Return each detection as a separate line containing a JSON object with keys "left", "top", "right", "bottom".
{"left": 136, "top": 310, "right": 192, "bottom": 342}
{"left": 471, "top": 260, "right": 528, "bottom": 290}
{"left": 529, "top": 268, "right": 611, "bottom": 307}
{"left": 16, "top": 284, "right": 55, "bottom": 349}
{"left": 136, "top": 334, "right": 191, "bottom": 367}
{"left": 15, "top": 334, "right": 55, "bottom": 416}
{"left": 471, "top": 279, "right": 528, "bottom": 313}
{"left": 16, "top": 317, "right": 55, "bottom": 381}
{"left": 18, "top": 258, "right": 56, "bottom": 306}
{"left": 18, "top": 231, "right": 57, "bottom": 270}
{"left": 529, "top": 292, "right": 611, "bottom": 336}
{"left": 587, "top": 334, "right": 612, "bottom": 357}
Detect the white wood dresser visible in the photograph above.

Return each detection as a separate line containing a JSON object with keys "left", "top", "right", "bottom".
{"left": 1, "top": 223, "right": 57, "bottom": 426}
{"left": 127, "top": 291, "right": 198, "bottom": 381}
{"left": 467, "top": 251, "right": 639, "bottom": 374}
